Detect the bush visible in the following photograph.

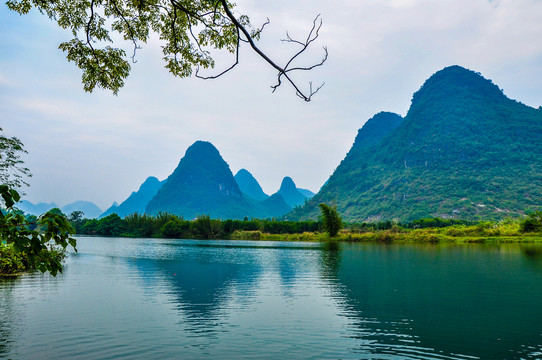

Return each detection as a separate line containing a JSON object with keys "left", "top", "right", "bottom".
{"left": 0, "top": 244, "right": 26, "bottom": 275}
{"left": 520, "top": 211, "right": 542, "bottom": 233}
{"left": 230, "top": 230, "right": 261, "bottom": 240}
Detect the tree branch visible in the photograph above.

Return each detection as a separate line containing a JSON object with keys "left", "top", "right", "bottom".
{"left": 218, "top": 0, "right": 326, "bottom": 101}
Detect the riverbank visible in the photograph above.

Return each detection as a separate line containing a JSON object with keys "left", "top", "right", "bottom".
{"left": 229, "top": 223, "right": 542, "bottom": 243}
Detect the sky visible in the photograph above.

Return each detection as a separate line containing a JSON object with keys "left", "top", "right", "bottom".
{"left": 1, "top": 0, "right": 542, "bottom": 211}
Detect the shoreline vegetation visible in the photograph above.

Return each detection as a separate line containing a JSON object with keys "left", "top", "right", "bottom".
{"left": 3, "top": 210, "right": 542, "bottom": 276}
{"left": 70, "top": 212, "right": 542, "bottom": 243}
{"left": 0, "top": 244, "right": 67, "bottom": 277}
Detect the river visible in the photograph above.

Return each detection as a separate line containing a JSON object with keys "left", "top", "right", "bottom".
{"left": 1, "top": 237, "right": 542, "bottom": 359}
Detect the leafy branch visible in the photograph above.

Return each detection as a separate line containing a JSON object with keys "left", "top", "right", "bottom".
{"left": 6, "top": 0, "right": 327, "bottom": 100}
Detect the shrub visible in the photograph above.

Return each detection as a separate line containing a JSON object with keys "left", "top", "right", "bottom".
{"left": 0, "top": 244, "right": 26, "bottom": 275}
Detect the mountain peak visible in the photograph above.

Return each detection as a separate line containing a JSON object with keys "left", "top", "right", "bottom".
{"left": 353, "top": 112, "right": 403, "bottom": 149}
{"left": 276, "top": 177, "right": 308, "bottom": 208}
{"left": 139, "top": 176, "right": 161, "bottom": 191}
{"left": 234, "top": 169, "right": 268, "bottom": 201}
{"left": 185, "top": 140, "right": 220, "bottom": 157}
{"left": 101, "top": 176, "right": 163, "bottom": 218}
{"left": 411, "top": 65, "right": 505, "bottom": 107}
{"left": 279, "top": 177, "right": 297, "bottom": 192}
{"left": 145, "top": 141, "right": 243, "bottom": 218}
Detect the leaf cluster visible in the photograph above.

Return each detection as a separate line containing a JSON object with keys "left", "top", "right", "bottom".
{"left": 1, "top": 186, "right": 76, "bottom": 276}
{"left": 6, "top": 0, "right": 249, "bottom": 95}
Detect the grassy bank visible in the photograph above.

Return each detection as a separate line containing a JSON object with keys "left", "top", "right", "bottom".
{"left": 230, "top": 221, "right": 542, "bottom": 243}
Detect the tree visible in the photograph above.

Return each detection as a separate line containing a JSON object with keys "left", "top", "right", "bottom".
{"left": 319, "top": 203, "right": 342, "bottom": 237}
{"left": 520, "top": 211, "right": 542, "bottom": 233}
{"left": 0, "top": 127, "right": 31, "bottom": 189}
{"left": 1, "top": 128, "right": 76, "bottom": 276}
{"left": 1, "top": 185, "right": 77, "bottom": 276}
{"left": 68, "top": 210, "right": 85, "bottom": 222}
{"left": 191, "top": 214, "right": 223, "bottom": 239}
{"left": 7, "top": 0, "right": 327, "bottom": 101}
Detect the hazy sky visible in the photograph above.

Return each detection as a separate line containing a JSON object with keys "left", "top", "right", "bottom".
{"left": 2, "top": 0, "right": 542, "bottom": 211}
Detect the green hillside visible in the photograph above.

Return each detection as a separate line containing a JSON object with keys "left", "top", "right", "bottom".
{"left": 145, "top": 141, "right": 290, "bottom": 219}
{"left": 289, "top": 66, "right": 542, "bottom": 222}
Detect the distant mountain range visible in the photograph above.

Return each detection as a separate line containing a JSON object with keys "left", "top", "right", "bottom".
{"left": 101, "top": 176, "right": 163, "bottom": 218}
{"left": 289, "top": 65, "right": 542, "bottom": 221}
{"left": 17, "top": 200, "right": 102, "bottom": 219}
{"left": 21, "top": 65, "right": 538, "bottom": 223}
{"left": 141, "top": 141, "right": 311, "bottom": 219}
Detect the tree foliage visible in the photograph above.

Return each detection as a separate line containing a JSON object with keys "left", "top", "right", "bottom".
{"left": 319, "top": 203, "right": 342, "bottom": 237}
{"left": 7, "top": 0, "right": 327, "bottom": 100}
{"left": 0, "top": 127, "right": 31, "bottom": 189}
{"left": 72, "top": 212, "right": 321, "bottom": 239}
{"left": 520, "top": 211, "right": 542, "bottom": 233}
{"left": 1, "top": 186, "right": 77, "bottom": 276}
{"left": 1, "top": 129, "right": 76, "bottom": 276}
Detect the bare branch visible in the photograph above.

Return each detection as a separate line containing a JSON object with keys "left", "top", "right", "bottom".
{"left": 251, "top": 17, "right": 270, "bottom": 39}
{"left": 217, "top": 0, "right": 326, "bottom": 101}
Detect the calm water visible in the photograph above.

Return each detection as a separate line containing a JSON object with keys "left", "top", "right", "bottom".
{"left": 1, "top": 237, "right": 542, "bottom": 359}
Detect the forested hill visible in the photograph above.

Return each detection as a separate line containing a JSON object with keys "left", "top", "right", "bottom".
{"left": 144, "top": 141, "right": 291, "bottom": 219}
{"left": 275, "top": 176, "right": 310, "bottom": 208}
{"left": 288, "top": 65, "right": 542, "bottom": 222}
{"left": 145, "top": 141, "right": 244, "bottom": 219}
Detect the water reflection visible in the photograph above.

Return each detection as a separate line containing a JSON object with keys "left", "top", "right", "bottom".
{"left": 125, "top": 240, "right": 542, "bottom": 359}
{"left": 2, "top": 238, "right": 542, "bottom": 359}
{"left": 0, "top": 277, "right": 19, "bottom": 357}
{"left": 521, "top": 245, "right": 542, "bottom": 270}
{"left": 128, "top": 242, "right": 263, "bottom": 337}
{"left": 323, "top": 243, "right": 542, "bottom": 360}
{"left": 320, "top": 241, "right": 341, "bottom": 279}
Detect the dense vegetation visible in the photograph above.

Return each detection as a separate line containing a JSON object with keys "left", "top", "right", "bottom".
{"left": 289, "top": 66, "right": 542, "bottom": 222}
{"left": 72, "top": 212, "right": 321, "bottom": 239}
{"left": 1, "top": 188, "right": 76, "bottom": 276}
{"left": 67, "top": 209, "right": 542, "bottom": 243}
